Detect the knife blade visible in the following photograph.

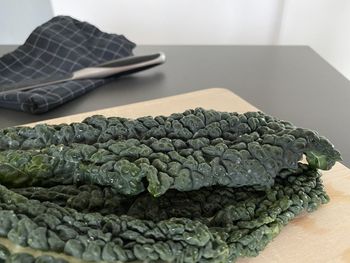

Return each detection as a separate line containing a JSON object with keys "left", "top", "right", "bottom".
{"left": 0, "top": 52, "right": 166, "bottom": 95}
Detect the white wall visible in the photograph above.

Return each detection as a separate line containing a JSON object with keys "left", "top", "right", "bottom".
{"left": 51, "top": 0, "right": 284, "bottom": 45}
{"left": 0, "top": 0, "right": 53, "bottom": 44}
{"left": 278, "top": 0, "right": 350, "bottom": 79}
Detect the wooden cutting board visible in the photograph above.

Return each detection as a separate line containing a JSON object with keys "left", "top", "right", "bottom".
{"left": 27, "top": 88, "right": 350, "bottom": 263}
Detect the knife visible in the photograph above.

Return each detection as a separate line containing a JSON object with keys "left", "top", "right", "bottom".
{"left": 0, "top": 52, "right": 166, "bottom": 95}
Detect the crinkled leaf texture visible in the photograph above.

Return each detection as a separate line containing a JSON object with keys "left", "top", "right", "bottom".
{"left": 0, "top": 108, "right": 341, "bottom": 262}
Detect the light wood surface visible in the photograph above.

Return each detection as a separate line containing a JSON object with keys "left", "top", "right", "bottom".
{"left": 27, "top": 88, "right": 350, "bottom": 263}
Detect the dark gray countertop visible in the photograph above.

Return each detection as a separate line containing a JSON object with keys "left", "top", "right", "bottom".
{"left": 1, "top": 45, "right": 349, "bottom": 166}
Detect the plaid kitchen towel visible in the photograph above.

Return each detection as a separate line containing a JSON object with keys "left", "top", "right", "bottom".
{"left": 0, "top": 16, "right": 135, "bottom": 113}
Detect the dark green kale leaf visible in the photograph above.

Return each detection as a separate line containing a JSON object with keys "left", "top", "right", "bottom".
{"left": 0, "top": 164, "right": 328, "bottom": 263}
{"left": 0, "top": 109, "right": 340, "bottom": 170}
{"left": 0, "top": 124, "right": 340, "bottom": 197}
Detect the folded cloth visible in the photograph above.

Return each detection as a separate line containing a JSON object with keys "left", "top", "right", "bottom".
{"left": 0, "top": 16, "right": 135, "bottom": 114}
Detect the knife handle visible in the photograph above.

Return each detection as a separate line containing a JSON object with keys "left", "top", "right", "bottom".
{"left": 72, "top": 52, "right": 166, "bottom": 80}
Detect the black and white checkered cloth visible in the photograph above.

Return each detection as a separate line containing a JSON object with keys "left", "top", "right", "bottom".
{"left": 0, "top": 16, "right": 135, "bottom": 113}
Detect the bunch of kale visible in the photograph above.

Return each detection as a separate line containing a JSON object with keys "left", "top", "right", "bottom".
{"left": 0, "top": 108, "right": 341, "bottom": 262}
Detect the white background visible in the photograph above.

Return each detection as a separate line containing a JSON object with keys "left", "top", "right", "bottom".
{"left": 1, "top": 0, "right": 350, "bottom": 80}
